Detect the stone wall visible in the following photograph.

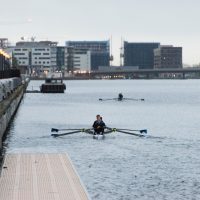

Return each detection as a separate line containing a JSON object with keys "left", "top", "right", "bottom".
{"left": 0, "top": 85, "right": 25, "bottom": 150}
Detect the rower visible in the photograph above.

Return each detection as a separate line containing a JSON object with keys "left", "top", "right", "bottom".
{"left": 118, "top": 93, "right": 123, "bottom": 101}
{"left": 92, "top": 115, "right": 106, "bottom": 135}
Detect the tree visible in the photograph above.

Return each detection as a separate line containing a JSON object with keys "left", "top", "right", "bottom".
{"left": 12, "top": 55, "right": 19, "bottom": 69}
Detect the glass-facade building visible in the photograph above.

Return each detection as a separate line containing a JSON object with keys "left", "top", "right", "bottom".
{"left": 91, "top": 52, "right": 110, "bottom": 70}
{"left": 66, "top": 41, "right": 110, "bottom": 71}
{"left": 154, "top": 46, "right": 182, "bottom": 69}
{"left": 56, "top": 47, "right": 65, "bottom": 70}
{"left": 124, "top": 42, "right": 160, "bottom": 69}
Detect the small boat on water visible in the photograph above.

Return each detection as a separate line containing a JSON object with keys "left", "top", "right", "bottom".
{"left": 40, "top": 78, "right": 66, "bottom": 93}
{"left": 51, "top": 127, "right": 147, "bottom": 139}
{"left": 99, "top": 93, "right": 145, "bottom": 101}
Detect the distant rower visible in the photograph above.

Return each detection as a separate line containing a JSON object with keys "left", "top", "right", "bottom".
{"left": 118, "top": 93, "right": 123, "bottom": 101}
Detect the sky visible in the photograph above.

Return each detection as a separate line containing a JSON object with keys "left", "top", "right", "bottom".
{"left": 0, "top": 0, "right": 200, "bottom": 66}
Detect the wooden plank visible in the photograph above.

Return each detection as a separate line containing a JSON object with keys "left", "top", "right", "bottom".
{"left": 0, "top": 154, "right": 89, "bottom": 200}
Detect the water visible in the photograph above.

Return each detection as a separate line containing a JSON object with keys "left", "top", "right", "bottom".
{"left": 3, "top": 80, "right": 200, "bottom": 200}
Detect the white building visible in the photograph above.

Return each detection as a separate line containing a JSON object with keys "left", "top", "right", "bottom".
{"left": 73, "top": 49, "right": 91, "bottom": 72}
{"left": 7, "top": 40, "right": 92, "bottom": 75}
{"left": 11, "top": 41, "right": 58, "bottom": 74}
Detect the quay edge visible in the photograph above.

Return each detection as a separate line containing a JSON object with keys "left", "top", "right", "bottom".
{"left": 0, "top": 83, "right": 28, "bottom": 151}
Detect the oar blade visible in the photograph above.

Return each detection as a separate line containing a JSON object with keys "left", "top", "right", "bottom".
{"left": 99, "top": 98, "right": 103, "bottom": 101}
{"left": 116, "top": 128, "right": 147, "bottom": 133}
{"left": 140, "top": 129, "right": 147, "bottom": 134}
{"left": 51, "top": 128, "right": 59, "bottom": 132}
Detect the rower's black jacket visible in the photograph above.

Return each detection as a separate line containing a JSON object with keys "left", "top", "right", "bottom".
{"left": 93, "top": 120, "right": 106, "bottom": 133}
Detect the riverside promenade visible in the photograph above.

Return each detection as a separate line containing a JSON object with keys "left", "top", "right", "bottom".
{"left": 0, "top": 153, "right": 90, "bottom": 200}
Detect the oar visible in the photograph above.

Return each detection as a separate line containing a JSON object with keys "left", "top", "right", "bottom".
{"left": 51, "top": 130, "right": 81, "bottom": 137}
{"left": 117, "top": 128, "right": 147, "bottom": 134}
{"left": 105, "top": 127, "right": 147, "bottom": 136}
{"left": 83, "top": 128, "right": 94, "bottom": 135}
{"left": 99, "top": 98, "right": 115, "bottom": 101}
{"left": 116, "top": 129, "right": 145, "bottom": 137}
{"left": 51, "top": 128, "right": 80, "bottom": 132}
{"left": 51, "top": 128, "right": 94, "bottom": 137}
{"left": 124, "top": 98, "right": 145, "bottom": 101}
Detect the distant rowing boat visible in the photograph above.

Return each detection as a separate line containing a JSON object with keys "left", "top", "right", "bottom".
{"left": 99, "top": 93, "right": 144, "bottom": 101}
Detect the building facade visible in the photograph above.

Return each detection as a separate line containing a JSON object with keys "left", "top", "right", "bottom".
{"left": 72, "top": 49, "right": 91, "bottom": 72}
{"left": 8, "top": 41, "right": 58, "bottom": 74}
{"left": 124, "top": 42, "right": 160, "bottom": 69}
{"left": 56, "top": 47, "right": 65, "bottom": 70}
{"left": 0, "top": 49, "right": 21, "bottom": 79}
{"left": 0, "top": 49, "right": 11, "bottom": 71}
{"left": 154, "top": 46, "right": 182, "bottom": 69}
{"left": 66, "top": 41, "right": 110, "bottom": 71}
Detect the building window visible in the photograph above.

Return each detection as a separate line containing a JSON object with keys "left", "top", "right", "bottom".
{"left": 14, "top": 53, "right": 25, "bottom": 55}
{"left": 18, "top": 57, "right": 27, "bottom": 60}
{"left": 39, "top": 57, "right": 50, "bottom": 59}
{"left": 35, "top": 49, "right": 46, "bottom": 51}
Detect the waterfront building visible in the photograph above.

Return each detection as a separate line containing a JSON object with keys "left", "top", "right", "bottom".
{"left": 91, "top": 51, "right": 110, "bottom": 71}
{"left": 0, "top": 49, "right": 20, "bottom": 79}
{"left": 0, "top": 49, "right": 11, "bottom": 71}
{"left": 11, "top": 41, "right": 57, "bottom": 74}
{"left": 53, "top": 46, "right": 91, "bottom": 73}
{"left": 123, "top": 42, "right": 160, "bottom": 69}
{"left": 66, "top": 41, "right": 110, "bottom": 71}
{"left": 154, "top": 45, "right": 182, "bottom": 69}
{"left": 73, "top": 49, "right": 91, "bottom": 72}
{"left": 56, "top": 47, "right": 65, "bottom": 70}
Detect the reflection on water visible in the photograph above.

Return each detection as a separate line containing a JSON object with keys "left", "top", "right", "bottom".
{"left": 4, "top": 80, "right": 200, "bottom": 200}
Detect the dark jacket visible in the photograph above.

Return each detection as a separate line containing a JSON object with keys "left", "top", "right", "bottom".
{"left": 93, "top": 120, "right": 106, "bottom": 133}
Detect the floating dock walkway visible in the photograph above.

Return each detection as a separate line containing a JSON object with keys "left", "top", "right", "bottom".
{"left": 0, "top": 153, "right": 90, "bottom": 200}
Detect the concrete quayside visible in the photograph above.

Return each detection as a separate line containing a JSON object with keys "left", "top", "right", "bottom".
{"left": 0, "top": 82, "right": 27, "bottom": 150}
